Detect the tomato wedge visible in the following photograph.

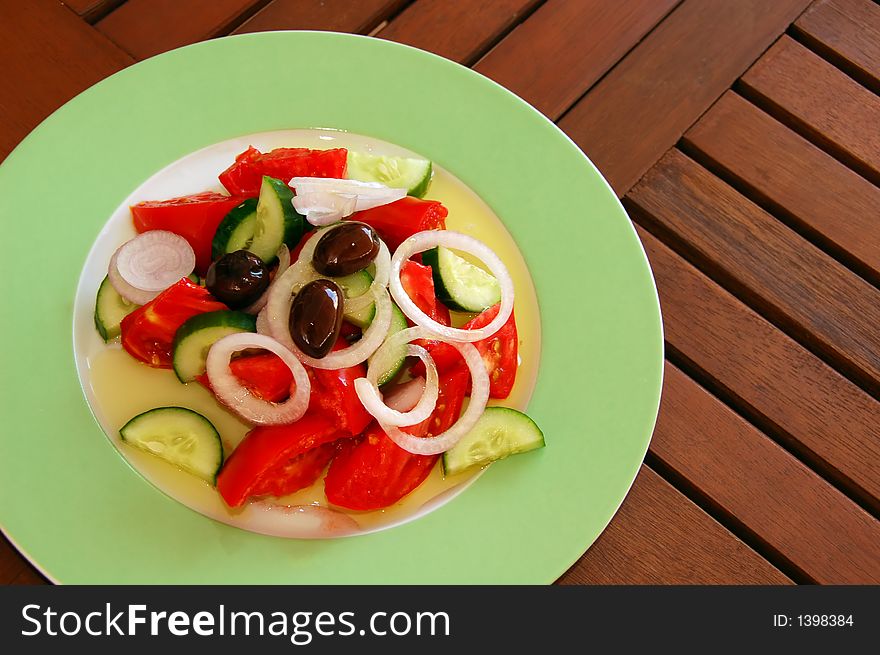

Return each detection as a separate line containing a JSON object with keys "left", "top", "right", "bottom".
{"left": 324, "top": 367, "right": 470, "bottom": 511}
{"left": 196, "top": 353, "right": 292, "bottom": 403}
{"left": 400, "top": 259, "right": 451, "bottom": 326}
{"left": 120, "top": 278, "right": 227, "bottom": 368}
{"left": 219, "top": 146, "right": 348, "bottom": 197}
{"left": 131, "top": 192, "right": 247, "bottom": 276}
{"left": 351, "top": 197, "right": 447, "bottom": 252}
{"left": 410, "top": 303, "right": 519, "bottom": 399}
{"left": 216, "top": 413, "right": 345, "bottom": 507}
{"left": 195, "top": 337, "right": 371, "bottom": 435}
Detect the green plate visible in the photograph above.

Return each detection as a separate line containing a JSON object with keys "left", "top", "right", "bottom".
{"left": 0, "top": 32, "right": 662, "bottom": 583}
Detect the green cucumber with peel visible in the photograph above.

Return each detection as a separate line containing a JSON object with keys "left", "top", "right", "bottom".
{"left": 252, "top": 176, "right": 304, "bottom": 263}
{"left": 212, "top": 198, "right": 258, "bottom": 261}
{"left": 346, "top": 151, "right": 433, "bottom": 198}
{"left": 422, "top": 246, "right": 501, "bottom": 313}
{"left": 120, "top": 407, "right": 224, "bottom": 484}
{"left": 442, "top": 407, "right": 544, "bottom": 476}
{"left": 172, "top": 310, "right": 256, "bottom": 382}
{"left": 94, "top": 275, "right": 139, "bottom": 341}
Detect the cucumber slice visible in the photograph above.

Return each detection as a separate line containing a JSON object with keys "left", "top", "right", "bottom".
{"left": 94, "top": 275, "right": 139, "bottom": 341}
{"left": 422, "top": 246, "right": 501, "bottom": 312}
{"left": 251, "top": 176, "right": 305, "bottom": 263}
{"left": 442, "top": 407, "right": 544, "bottom": 476}
{"left": 212, "top": 198, "right": 257, "bottom": 261}
{"left": 347, "top": 151, "right": 433, "bottom": 198}
{"left": 368, "top": 303, "right": 408, "bottom": 386}
{"left": 172, "top": 310, "right": 256, "bottom": 382}
{"left": 120, "top": 407, "right": 223, "bottom": 484}
{"left": 336, "top": 270, "right": 376, "bottom": 328}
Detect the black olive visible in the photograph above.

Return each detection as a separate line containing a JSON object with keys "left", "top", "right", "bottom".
{"left": 205, "top": 250, "right": 270, "bottom": 309}
{"left": 312, "top": 222, "right": 381, "bottom": 277}
{"left": 289, "top": 279, "right": 344, "bottom": 359}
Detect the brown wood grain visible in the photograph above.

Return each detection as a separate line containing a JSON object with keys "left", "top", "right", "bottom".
{"left": 376, "top": 0, "right": 540, "bottom": 65}
{"left": 792, "top": 0, "right": 880, "bottom": 93}
{"left": 62, "top": 0, "right": 125, "bottom": 21}
{"left": 627, "top": 149, "right": 880, "bottom": 396}
{"left": 96, "top": 0, "right": 266, "bottom": 59}
{"left": 682, "top": 92, "right": 880, "bottom": 286}
{"left": 637, "top": 225, "right": 880, "bottom": 513}
{"left": 654, "top": 364, "right": 880, "bottom": 584}
{"left": 233, "top": 0, "right": 407, "bottom": 35}
{"left": 472, "top": 0, "right": 679, "bottom": 120}
{"left": 0, "top": 0, "right": 134, "bottom": 161}
{"left": 739, "top": 36, "right": 880, "bottom": 185}
{"left": 559, "top": 466, "right": 791, "bottom": 585}
{"left": 1, "top": 533, "right": 31, "bottom": 584}
{"left": 557, "top": 0, "right": 811, "bottom": 195}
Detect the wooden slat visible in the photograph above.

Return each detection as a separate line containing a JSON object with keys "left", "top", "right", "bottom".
{"left": 557, "top": 0, "right": 811, "bottom": 195}
{"left": 0, "top": 533, "right": 30, "bottom": 584}
{"left": 96, "top": 0, "right": 265, "bottom": 59}
{"left": 62, "top": 0, "right": 125, "bottom": 21}
{"left": 626, "top": 149, "right": 880, "bottom": 396}
{"left": 793, "top": 0, "right": 880, "bottom": 93}
{"left": 637, "top": 225, "right": 880, "bottom": 512}
{"left": 739, "top": 36, "right": 880, "bottom": 185}
{"left": 559, "top": 467, "right": 791, "bottom": 585}
{"left": 473, "top": 0, "right": 679, "bottom": 120}
{"left": 682, "top": 91, "right": 880, "bottom": 286}
{"left": 376, "top": 0, "right": 540, "bottom": 66}
{"left": 655, "top": 364, "right": 880, "bottom": 584}
{"left": 11, "top": 566, "right": 48, "bottom": 585}
{"left": 0, "top": 0, "right": 133, "bottom": 161}
{"left": 233, "top": 0, "right": 406, "bottom": 35}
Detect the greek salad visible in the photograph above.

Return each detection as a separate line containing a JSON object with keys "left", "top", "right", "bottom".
{"left": 95, "top": 144, "right": 544, "bottom": 515}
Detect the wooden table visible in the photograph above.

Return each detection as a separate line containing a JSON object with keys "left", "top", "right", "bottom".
{"left": 2, "top": 0, "right": 879, "bottom": 585}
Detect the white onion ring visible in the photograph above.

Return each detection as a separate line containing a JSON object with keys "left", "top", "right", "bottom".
{"left": 390, "top": 231, "right": 514, "bottom": 343}
{"left": 255, "top": 306, "right": 270, "bottom": 335}
{"left": 355, "top": 331, "right": 439, "bottom": 426}
{"left": 205, "top": 333, "right": 311, "bottom": 425}
{"left": 243, "top": 244, "right": 290, "bottom": 315}
{"left": 290, "top": 177, "right": 406, "bottom": 211}
{"left": 372, "top": 327, "right": 490, "bottom": 455}
{"left": 108, "top": 230, "right": 195, "bottom": 304}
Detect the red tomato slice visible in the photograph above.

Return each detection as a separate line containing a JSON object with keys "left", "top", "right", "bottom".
{"left": 195, "top": 337, "right": 370, "bottom": 435}
{"left": 216, "top": 414, "right": 345, "bottom": 507}
{"left": 219, "top": 146, "right": 348, "bottom": 197}
{"left": 196, "top": 353, "right": 293, "bottom": 403}
{"left": 410, "top": 303, "right": 519, "bottom": 399}
{"left": 131, "top": 192, "right": 247, "bottom": 276}
{"left": 120, "top": 278, "right": 227, "bottom": 368}
{"left": 351, "top": 197, "right": 447, "bottom": 252}
{"left": 400, "top": 260, "right": 451, "bottom": 326}
{"left": 324, "top": 367, "right": 470, "bottom": 511}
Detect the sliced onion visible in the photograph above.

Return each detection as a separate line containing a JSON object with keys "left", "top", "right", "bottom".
{"left": 290, "top": 177, "right": 406, "bottom": 212}
{"left": 243, "top": 244, "right": 290, "bottom": 315}
{"left": 374, "top": 327, "right": 490, "bottom": 455}
{"left": 108, "top": 230, "right": 195, "bottom": 304}
{"left": 355, "top": 329, "right": 439, "bottom": 426}
{"left": 292, "top": 190, "right": 357, "bottom": 227}
{"left": 390, "top": 231, "right": 514, "bottom": 343}
{"left": 205, "top": 333, "right": 311, "bottom": 425}
{"left": 255, "top": 306, "right": 270, "bottom": 335}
